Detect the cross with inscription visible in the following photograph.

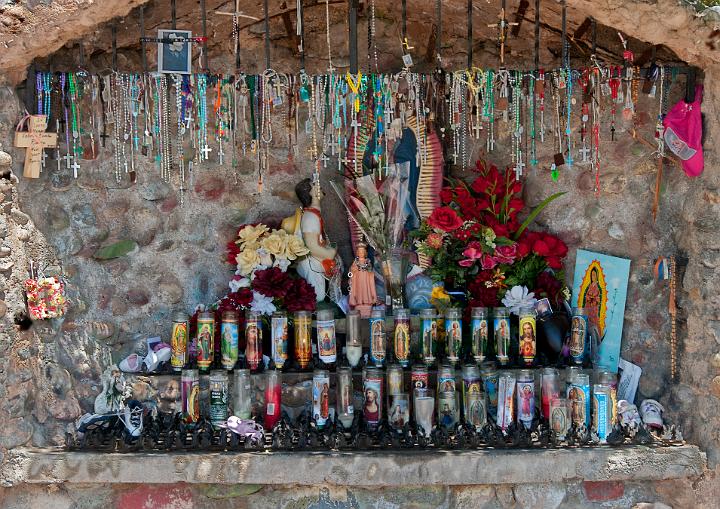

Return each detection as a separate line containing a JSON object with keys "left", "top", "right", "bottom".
{"left": 14, "top": 115, "right": 58, "bottom": 179}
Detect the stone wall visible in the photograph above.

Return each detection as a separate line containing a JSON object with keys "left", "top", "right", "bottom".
{"left": 0, "top": 0, "right": 719, "bottom": 507}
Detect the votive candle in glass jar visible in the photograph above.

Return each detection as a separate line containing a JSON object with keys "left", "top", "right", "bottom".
{"left": 294, "top": 311, "right": 312, "bottom": 370}
{"left": 345, "top": 310, "right": 363, "bottom": 368}
{"left": 518, "top": 307, "right": 537, "bottom": 366}
{"left": 493, "top": 307, "right": 510, "bottom": 366}
{"left": 245, "top": 311, "right": 263, "bottom": 371}
{"left": 470, "top": 307, "right": 489, "bottom": 363}
{"left": 445, "top": 307, "right": 463, "bottom": 365}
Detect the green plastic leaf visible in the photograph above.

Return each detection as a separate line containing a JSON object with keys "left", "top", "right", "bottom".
{"left": 512, "top": 192, "right": 567, "bottom": 240}
{"left": 93, "top": 240, "right": 138, "bottom": 260}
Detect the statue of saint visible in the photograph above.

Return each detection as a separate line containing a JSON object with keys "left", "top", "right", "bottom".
{"left": 348, "top": 242, "right": 378, "bottom": 317}
{"left": 282, "top": 177, "right": 341, "bottom": 302}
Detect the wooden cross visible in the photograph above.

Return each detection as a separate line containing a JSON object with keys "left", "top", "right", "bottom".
{"left": 216, "top": 1, "right": 260, "bottom": 22}
{"left": 14, "top": 115, "right": 58, "bottom": 178}
{"left": 488, "top": 8, "right": 518, "bottom": 65}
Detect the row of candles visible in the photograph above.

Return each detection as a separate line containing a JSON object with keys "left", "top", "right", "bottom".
{"left": 180, "top": 363, "right": 618, "bottom": 443}
{"left": 170, "top": 305, "right": 591, "bottom": 372}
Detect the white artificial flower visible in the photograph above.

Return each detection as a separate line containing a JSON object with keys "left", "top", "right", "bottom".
{"left": 229, "top": 277, "right": 251, "bottom": 293}
{"left": 501, "top": 285, "right": 538, "bottom": 315}
{"left": 274, "top": 257, "right": 291, "bottom": 272}
{"left": 250, "top": 291, "right": 276, "bottom": 316}
{"left": 256, "top": 248, "right": 273, "bottom": 270}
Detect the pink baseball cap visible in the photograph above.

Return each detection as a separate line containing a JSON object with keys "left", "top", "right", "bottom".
{"left": 663, "top": 85, "right": 704, "bottom": 177}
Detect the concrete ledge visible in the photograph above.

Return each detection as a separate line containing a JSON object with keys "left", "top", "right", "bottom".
{"left": 2, "top": 446, "right": 706, "bottom": 487}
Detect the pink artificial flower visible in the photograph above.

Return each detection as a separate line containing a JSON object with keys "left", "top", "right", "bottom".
{"left": 494, "top": 244, "right": 518, "bottom": 264}
{"left": 459, "top": 258, "right": 476, "bottom": 267}
{"left": 462, "top": 241, "right": 484, "bottom": 260}
{"left": 481, "top": 254, "right": 499, "bottom": 270}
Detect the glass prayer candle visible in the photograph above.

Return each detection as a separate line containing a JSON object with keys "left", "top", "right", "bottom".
{"left": 209, "top": 370, "right": 229, "bottom": 426}
{"left": 437, "top": 363, "right": 456, "bottom": 394}
{"left": 598, "top": 370, "right": 619, "bottom": 424}
{"left": 516, "top": 369, "right": 535, "bottom": 429}
{"left": 568, "top": 373, "right": 591, "bottom": 427}
{"left": 541, "top": 368, "right": 561, "bottom": 419}
{"left": 345, "top": 310, "right": 363, "bottom": 368}
{"left": 271, "top": 311, "right": 288, "bottom": 369}
{"left": 233, "top": 368, "right": 252, "bottom": 419}
{"left": 181, "top": 368, "right": 200, "bottom": 424}
{"left": 566, "top": 366, "right": 582, "bottom": 386}
{"left": 294, "top": 311, "right": 312, "bottom": 370}
{"left": 170, "top": 312, "right": 189, "bottom": 372}
{"left": 393, "top": 308, "right": 411, "bottom": 367}
{"left": 470, "top": 307, "right": 489, "bottom": 363}
{"left": 569, "top": 307, "right": 589, "bottom": 365}
{"left": 465, "top": 390, "right": 487, "bottom": 430}
{"left": 389, "top": 393, "right": 410, "bottom": 430}
{"left": 264, "top": 370, "right": 282, "bottom": 430}
{"left": 419, "top": 308, "right": 437, "bottom": 366}
{"left": 316, "top": 309, "right": 337, "bottom": 365}
{"left": 196, "top": 311, "right": 215, "bottom": 372}
{"left": 445, "top": 308, "right": 463, "bottom": 365}
{"left": 592, "top": 384, "right": 612, "bottom": 443}
{"left": 336, "top": 366, "right": 355, "bottom": 428}
{"left": 496, "top": 372, "right": 516, "bottom": 430}
{"left": 518, "top": 307, "right": 537, "bottom": 366}
{"left": 437, "top": 390, "right": 458, "bottom": 428}
{"left": 411, "top": 364, "right": 429, "bottom": 390}
{"left": 549, "top": 397, "right": 570, "bottom": 440}
{"left": 493, "top": 307, "right": 511, "bottom": 366}
{"left": 481, "top": 363, "right": 500, "bottom": 421}
{"left": 221, "top": 310, "right": 239, "bottom": 370}
{"left": 312, "top": 369, "right": 331, "bottom": 429}
{"left": 413, "top": 388, "right": 435, "bottom": 438}
{"left": 462, "top": 364, "right": 482, "bottom": 416}
{"left": 386, "top": 363, "right": 404, "bottom": 397}
{"left": 363, "top": 367, "right": 384, "bottom": 429}
{"left": 369, "top": 308, "right": 387, "bottom": 367}
{"left": 245, "top": 311, "right": 263, "bottom": 371}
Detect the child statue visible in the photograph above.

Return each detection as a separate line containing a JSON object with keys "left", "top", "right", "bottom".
{"left": 348, "top": 242, "right": 378, "bottom": 318}
{"left": 282, "top": 177, "right": 342, "bottom": 303}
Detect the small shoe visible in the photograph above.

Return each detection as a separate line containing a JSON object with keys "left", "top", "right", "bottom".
{"left": 119, "top": 353, "right": 144, "bottom": 373}
{"left": 119, "top": 400, "right": 144, "bottom": 438}
{"left": 639, "top": 399, "right": 664, "bottom": 429}
{"left": 144, "top": 346, "right": 172, "bottom": 372}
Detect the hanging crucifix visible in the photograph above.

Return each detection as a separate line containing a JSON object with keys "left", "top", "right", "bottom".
{"left": 14, "top": 115, "right": 58, "bottom": 179}
{"left": 488, "top": 1, "right": 518, "bottom": 65}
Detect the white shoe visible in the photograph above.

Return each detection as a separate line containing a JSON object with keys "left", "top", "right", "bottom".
{"left": 639, "top": 399, "right": 664, "bottom": 429}
{"left": 144, "top": 346, "right": 171, "bottom": 372}
{"left": 119, "top": 353, "right": 144, "bottom": 373}
{"left": 119, "top": 401, "right": 144, "bottom": 438}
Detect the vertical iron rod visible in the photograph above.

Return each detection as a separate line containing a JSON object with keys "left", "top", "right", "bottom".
{"left": 264, "top": 0, "right": 271, "bottom": 69}
{"left": 349, "top": 0, "right": 358, "bottom": 74}
{"left": 200, "top": 0, "right": 209, "bottom": 72}
{"left": 436, "top": 0, "right": 442, "bottom": 65}
{"left": 171, "top": 0, "right": 177, "bottom": 30}
{"left": 140, "top": 6, "right": 148, "bottom": 73}
{"left": 111, "top": 23, "right": 118, "bottom": 72}
{"left": 561, "top": 0, "right": 568, "bottom": 67}
{"left": 401, "top": 0, "right": 407, "bottom": 43}
{"left": 299, "top": 0, "right": 306, "bottom": 71}
{"left": 534, "top": 0, "right": 540, "bottom": 70}
{"left": 467, "top": 0, "right": 473, "bottom": 68}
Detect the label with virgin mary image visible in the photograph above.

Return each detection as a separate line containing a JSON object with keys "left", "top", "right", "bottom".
{"left": 171, "top": 321, "right": 188, "bottom": 370}
{"left": 369, "top": 317, "right": 387, "bottom": 365}
{"left": 551, "top": 404, "right": 569, "bottom": 439}
{"left": 518, "top": 316, "right": 537, "bottom": 366}
{"left": 363, "top": 377, "right": 383, "bottom": 427}
{"left": 465, "top": 392, "right": 487, "bottom": 429}
{"left": 245, "top": 320, "right": 262, "bottom": 369}
{"left": 516, "top": 380, "right": 535, "bottom": 429}
{"left": 317, "top": 319, "right": 337, "bottom": 363}
{"left": 494, "top": 317, "right": 510, "bottom": 364}
{"left": 312, "top": 373, "right": 331, "bottom": 428}
{"left": 568, "top": 383, "right": 590, "bottom": 426}
{"left": 570, "top": 314, "right": 588, "bottom": 361}
{"left": 393, "top": 320, "right": 410, "bottom": 366}
{"left": 196, "top": 319, "right": 214, "bottom": 370}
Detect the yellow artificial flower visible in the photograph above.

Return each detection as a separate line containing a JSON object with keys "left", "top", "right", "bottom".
{"left": 236, "top": 249, "right": 260, "bottom": 276}
{"left": 262, "top": 230, "right": 288, "bottom": 257}
{"left": 235, "top": 224, "right": 269, "bottom": 249}
{"left": 284, "top": 235, "right": 310, "bottom": 260}
{"left": 431, "top": 286, "right": 450, "bottom": 302}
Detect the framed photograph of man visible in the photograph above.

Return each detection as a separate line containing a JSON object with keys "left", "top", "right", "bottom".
{"left": 158, "top": 29, "right": 193, "bottom": 74}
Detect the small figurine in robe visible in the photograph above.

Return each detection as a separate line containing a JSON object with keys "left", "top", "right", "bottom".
{"left": 348, "top": 242, "right": 378, "bottom": 318}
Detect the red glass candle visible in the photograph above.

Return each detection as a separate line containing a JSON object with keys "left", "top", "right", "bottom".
{"left": 264, "top": 370, "right": 282, "bottom": 430}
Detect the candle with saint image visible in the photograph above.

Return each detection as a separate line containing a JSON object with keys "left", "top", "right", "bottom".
{"left": 264, "top": 370, "right": 282, "bottom": 429}
{"left": 541, "top": 368, "right": 561, "bottom": 419}
{"left": 345, "top": 310, "right": 362, "bottom": 368}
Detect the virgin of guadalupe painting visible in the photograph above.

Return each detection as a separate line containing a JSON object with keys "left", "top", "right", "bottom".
{"left": 572, "top": 249, "right": 630, "bottom": 373}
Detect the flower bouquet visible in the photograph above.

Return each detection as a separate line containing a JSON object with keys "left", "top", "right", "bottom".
{"left": 25, "top": 276, "right": 68, "bottom": 320}
{"left": 332, "top": 164, "right": 415, "bottom": 307}
{"left": 412, "top": 160, "right": 568, "bottom": 311}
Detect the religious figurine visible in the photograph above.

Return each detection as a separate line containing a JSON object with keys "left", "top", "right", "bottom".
{"left": 348, "top": 242, "right": 378, "bottom": 317}
{"left": 94, "top": 364, "right": 131, "bottom": 414}
{"left": 282, "top": 177, "right": 342, "bottom": 303}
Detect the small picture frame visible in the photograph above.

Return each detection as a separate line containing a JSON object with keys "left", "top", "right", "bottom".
{"left": 158, "top": 29, "right": 192, "bottom": 74}
{"left": 535, "top": 297, "right": 553, "bottom": 317}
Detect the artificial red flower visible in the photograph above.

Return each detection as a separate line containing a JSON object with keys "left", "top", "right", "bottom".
{"left": 252, "top": 267, "right": 292, "bottom": 298}
{"left": 468, "top": 272, "right": 500, "bottom": 307}
{"left": 516, "top": 237, "right": 531, "bottom": 258}
{"left": 427, "top": 206, "right": 464, "bottom": 232}
{"left": 494, "top": 244, "right": 517, "bottom": 264}
{"left": 492, "top": 222, "right": 510, "bottom": 238}
{"left": 285, "top": 278, "right": 317, "bottom": 312}
{"left": 535, "top": 271, "right": 564, "bottom": 304}
{"left": 480, "top": 254, "right": 499, "bottom": 270}
{"left": 453, "top": 228, "right": 472, "bottom": 241}
{"left": 476, "top": 197, "right": 491, "bottom": 211}
{"left": 458, "top": 258, "right": 476, "bottom": 267}
{"left": 471, "top": 176, "right": 490, "bottom": 194}
{"left": 546, "top": 256, "right": 564, "bottom": 270}
{"left": 508, "top": 198, "right": 525, "bottom": 213}
{"left": 439, "top": 188, "right": 454, "bottom": 204}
